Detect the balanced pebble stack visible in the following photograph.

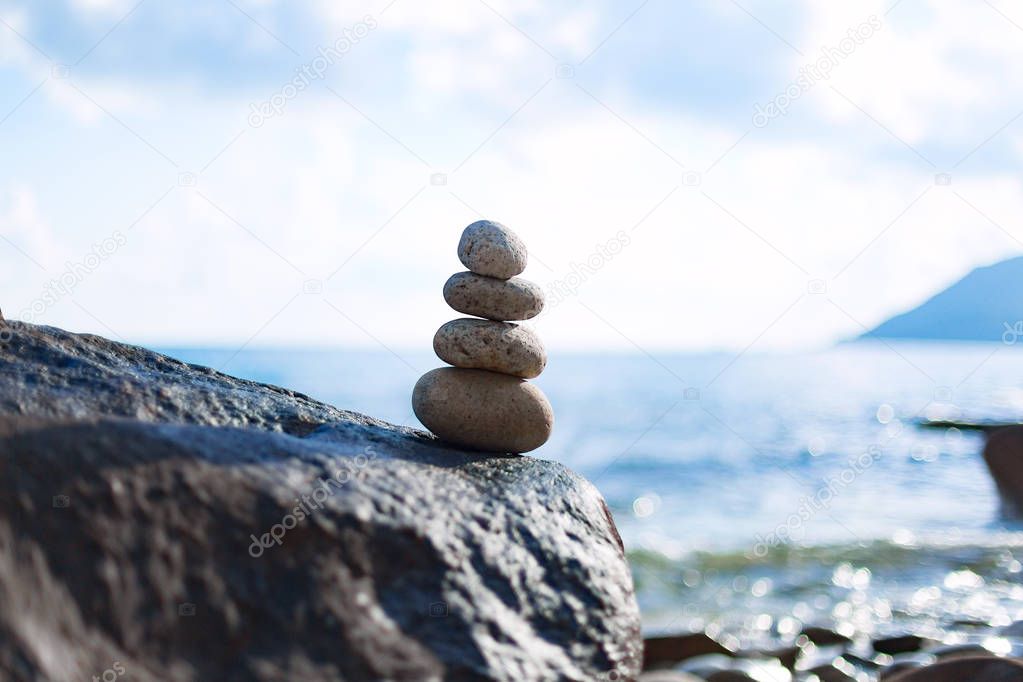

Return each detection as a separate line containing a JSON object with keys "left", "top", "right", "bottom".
{"left": 412, "top": 220, "right": 553, "bottom": 453}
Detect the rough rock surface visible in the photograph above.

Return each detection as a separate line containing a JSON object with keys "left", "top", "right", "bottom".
{"left": 0, "top": 318, "right": 362, "bottom": 436}
{"left": 443, "top": 272, "right": 545, "bottom": 322}
{"left": 0, "top": 320, "right": 640, "bottom": 682}
{"left": 433, "top": 318, "right": 547, "bottom": 379}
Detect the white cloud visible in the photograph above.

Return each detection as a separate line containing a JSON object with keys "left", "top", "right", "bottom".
{"left": 0, "top": 185, "right": 61, "bottom": 264}
{"left": 803, "top": 0, "right": 1023, "bottom": 148}
{"left": 69, "top": 0, "right": 135, "bottom": 14}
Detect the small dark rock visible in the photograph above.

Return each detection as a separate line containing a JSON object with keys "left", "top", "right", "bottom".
{"left": 800, "top": 625, "right": 853, "bottom": 647}
{"left": 873, "top": 634, "right": 938, "bottom": 655}
{"left": 806, "top": 659, "right": 859, "bottom": 682}
{"left": 843, "top": 651, "right": 884, "bottom": 669}
{"left": 643, "top": 632, "right": 737, "bottom": 670}
{"left": 953, "top": 618, "right": 994, "bottom": 629}
{"left": 931, "top": 643, "right": 993, "bottom": 659}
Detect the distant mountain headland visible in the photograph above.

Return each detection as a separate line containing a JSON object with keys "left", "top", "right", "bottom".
{"left": 863, "top": 255, "right": 1023, "bottom": 342}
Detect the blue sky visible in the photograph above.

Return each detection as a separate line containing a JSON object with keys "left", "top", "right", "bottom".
{"left": 2, "top": 0, "right": 1023, "bottom": 351}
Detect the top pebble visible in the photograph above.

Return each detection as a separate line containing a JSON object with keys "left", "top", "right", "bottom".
{"left": 457, "top": 220, "right": 528, "bottom": 280}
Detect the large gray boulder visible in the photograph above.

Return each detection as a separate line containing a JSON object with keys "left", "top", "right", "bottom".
{"left": 0, "top": 319, "right": 641, "bottom": 682}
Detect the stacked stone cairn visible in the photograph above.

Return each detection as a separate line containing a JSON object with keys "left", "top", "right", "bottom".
{"left": 412, "top": 220, "right": 553, "bottom": 453}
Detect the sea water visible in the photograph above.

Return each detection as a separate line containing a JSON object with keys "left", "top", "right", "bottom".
{"left": 162, "top": 341, "right": 1023, "bottom": 638}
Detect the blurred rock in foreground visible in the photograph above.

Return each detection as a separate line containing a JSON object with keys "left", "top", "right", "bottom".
{"left": 0, "top": 320, "right": 640, "bottom": 682}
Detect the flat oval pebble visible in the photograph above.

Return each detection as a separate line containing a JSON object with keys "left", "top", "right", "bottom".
{"left": 443, "top": 272, "right": 544, "bottom": 321}
{"left": 434, "top": 318, "right": 546, "bottom": 379}
{"left": 412, "top": 367, "right": 553, "bottom": 453}
{"left": 458, "top": 220, "right": 527, "bottom": 279}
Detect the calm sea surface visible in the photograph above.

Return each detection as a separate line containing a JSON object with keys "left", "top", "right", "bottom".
{"left": 161, "top": 342, "right": 1023, "bottom": 637}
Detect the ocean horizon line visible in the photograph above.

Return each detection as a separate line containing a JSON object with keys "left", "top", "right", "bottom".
{"left": 145, "top": 337, "right": 1017, "bottom": 357}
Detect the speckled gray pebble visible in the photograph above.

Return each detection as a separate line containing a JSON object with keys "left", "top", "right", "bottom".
{"left": 443, "top": 272, "right": 544, "bottom": 321}
{"left": 412, "top": 367, "right": 554, "bottom": 453}
{"left": 458, "top": 220, "right": 528, "bottom": 279}
{"left": 434, "top": 318, "right": 546, "bottom": 379}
